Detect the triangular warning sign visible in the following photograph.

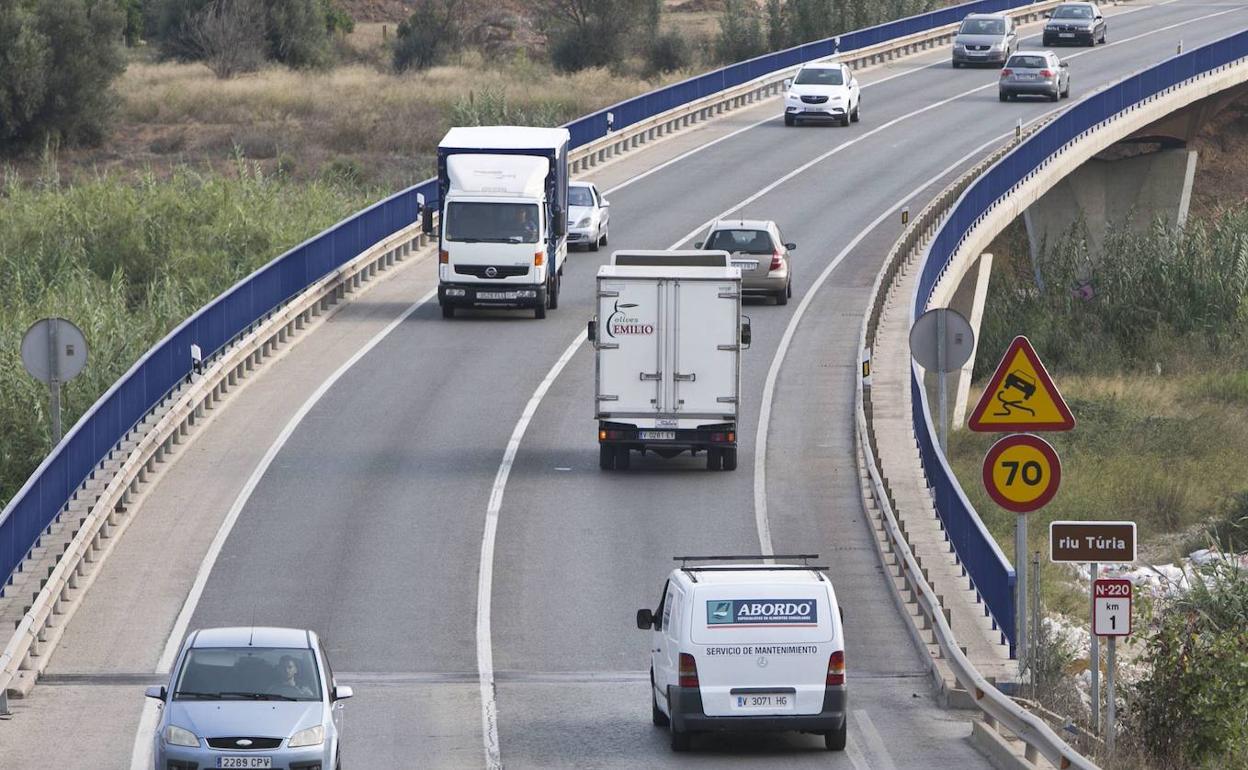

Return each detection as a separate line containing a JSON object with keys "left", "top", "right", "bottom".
{"left": 968, "top": 336, "right": 1075, "bottom": 432}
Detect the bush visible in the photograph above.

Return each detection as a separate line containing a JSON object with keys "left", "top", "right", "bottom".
{"left": 0, "top": 0, "right": 126, "bottom": 150}
{"left": 546, "top": 0, "right": 646, "bottom": 72}
{"left": 393, "top": 0, "right": 461, "bottom": 72}
{"left": 715, "top": 0, "right": 764, "bottom": 64}
{"left": 645, "top": 31, "right": 689, "bottom": 75}
{"left": 265, "top": 0, "right": 330, "bottom": 67}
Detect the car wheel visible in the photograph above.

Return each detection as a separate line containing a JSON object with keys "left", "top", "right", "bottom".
{"left": 825, "top": 717, "right": 848, "bottom": 751}
{"left": 441, "top": 303, "right": 455, "bottom": 319}
{"left": 589, "top": 230, "right": 600, "bottom": 251}
{"left": 600, "top": 227, "right": 608, "bottom": 246}
{"left": 721, "top": 448, "right": 738, "bottom": 472}
{"left": 706, "top": 447, "right": 722, "bottom": 472}
{"left": 599, "top": 443, "right": 614, "bottom": 471}
{"left": 1100, "top": 29, "right": 1107, "bottom": 44}
{"left": 784, "top": 114, "right": 795, "bottom": 126}
{"left": 952, "top": 60, "right": 961, "bottom": 68}
{"left": 1062, "top": 81, "right": 1071, "bottom": 98}
{"left": 615, "top": 445, "right": 631, "bottom": 471}
{"left": 787, "top": 280, "right": 793, "bottom": 298}
{"left": 840, "top": 113, "right": 850, "bottom": 127}
{"left": 999, "top": 91, "right": 1008, "bottom": 102}
{"left": 850, "top": 100, "right": 860, "bottom": 123}
{"left": 1049, "top": 90, "right": 1060, "bottom": 102}
{"left": 775, "top": 286, "right": 788, "bottom": 305}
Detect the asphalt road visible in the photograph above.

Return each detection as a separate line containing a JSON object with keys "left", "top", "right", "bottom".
{"left": 175, "top": 2, "right": 1248, "bottom": 767}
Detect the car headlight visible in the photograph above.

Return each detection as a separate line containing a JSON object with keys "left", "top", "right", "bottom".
{"left": 990, "top": 43, "right": 1002, "bottom": 50}
{"left": 576, "top": 216, "right": 590, "bottom": 228}
{"left": 954, "top": 43, "right": 965, "bottom": 50}
{"left": 164, "top": 725, "right": 199, "bottom": 748}
{"left": 288, "top": 724, "right": 325, "bottom": 748}
{"left": 830, "top": 96, "right": 843, "bottom": 102}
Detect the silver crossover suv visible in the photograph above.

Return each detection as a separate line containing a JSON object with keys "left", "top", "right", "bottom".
{"left": 147, "top": 627, "right": 352, "bottom": 770}
{"left": 952, "top": 13, "right": 1018, "bottom": 67}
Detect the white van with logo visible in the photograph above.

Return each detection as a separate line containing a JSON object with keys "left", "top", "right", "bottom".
{"left": 636, "top": 556, "right": 847, "bottom": 752}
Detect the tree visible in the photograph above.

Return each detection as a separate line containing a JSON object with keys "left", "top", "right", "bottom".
{"left": 393, "top": 0, "right": 462, "bottom": 72}
{"left": 265, "top": 0, "right": 330, "bottom": 67}
{"left": 189, "top": 0, "right": 264, "bottom": 77}
{"left": 545, "top": 0, "right": 648, "bottom": 72}
{"left": 765, "top": 0, "right": 786, "bottom": 51}
{"left": 715, "top": 0, "right": 764, "bottom": 64}
{"left": 0, "top": 0, "right": 125, "bottom": 150}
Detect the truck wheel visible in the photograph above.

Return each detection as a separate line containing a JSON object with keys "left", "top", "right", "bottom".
{"left": 548, "top": 274, "right": 560, "bottom": 310}
{"left": 615, "top": 446, "right": 631, "bottom": 470}
{"left": 721, "top": 448, "right": 738, "bottom": 471}
{"left": 825, "top": 718, "right": 847, "bottom": 751}
{"left": 599, "top": 444, "right": 614, "bottom": 471}
{"left": 534, "top": 288, "right": 547, "bottom": 319}
{"left": 706, "top": 448, "right": 722, "bottom": 471}
{"left": 441, "top": 304, "right": 455, "bottom": 319}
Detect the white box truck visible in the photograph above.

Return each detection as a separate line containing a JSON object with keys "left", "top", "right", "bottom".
{"left": 427, "top": 126, "right": 570, "bottom": 319}
{"left": 588, "top": 251, "right": 751, "bottom": 472}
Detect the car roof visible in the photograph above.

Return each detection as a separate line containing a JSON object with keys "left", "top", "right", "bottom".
{"left": 675, "top": 565, "right": 829, "bottom": 586}
{"left": 190, "top": 626, "right": 313, "bottom": 649}
{"left": 963, "top": 12, "right": 1007, "bottom": 19}
{"left": 711, "top": 219, "right": 776, "bottom": 231}
{"left": 799, "top": 61, "right": 841, "bottom": 70}
{"left": 570, "top": 181, "right": 594, "bottom": 189}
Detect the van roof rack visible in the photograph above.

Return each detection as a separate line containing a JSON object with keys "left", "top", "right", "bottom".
{"left": 674, "top": 554, "right": 819, "bottom": 566}
{"left": 674, "top": 555, "right": 825, "bottom": 581}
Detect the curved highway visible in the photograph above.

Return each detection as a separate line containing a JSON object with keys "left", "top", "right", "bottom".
{"left": 5, "top": 2, "right": 1242, "bottom": 768}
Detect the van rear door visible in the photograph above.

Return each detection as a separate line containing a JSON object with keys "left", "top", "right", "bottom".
{"left": 690, "top": 587, "right": 837, "bottom": 717}
{"left": 671, "top": 279, "right": 739, "bottom": 416}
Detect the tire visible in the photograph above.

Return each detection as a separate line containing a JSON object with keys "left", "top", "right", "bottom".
{"left": 651, "top": 671, "right": 669, "bottom": 727}
{"left": 784, "top": 114, "right": 795, "bottom": 126}
{"left": 787, "top": 280, "right": 793, "bottom": 298}
{"left": 840, "top": 114, "right": 850, "bottom": 127}
{"left": 600, "top": 228, "right": 608, "bottom": 246}
{"left": 589, "top": 230, "right": 600, "bottom": 251}
{"left": 534, "top": 290, "right": 547, "bottom": 319}
{"left": 952, "top": 60, "right": 961, "bottom": 68}
{"left": 441, "top": 303, "right": 455, "bottom": 319}
{"left": 671, "top": 726, "right": 691, "bottom": 752}
{"left": 775, "top": 286, "right": 788, "bottom": 306}
{"left": 599, "top": 443, "right": 614, "bottom": 471}
{"left": 1049, "top": 90, "right": 1060, "bottom": 102}
{"left": 721, "top": 448, "right": 738, "bottom": 472}
{"left": 548, "top": 272, "right": 560, "bottom": 310}
{"left": 825, "top": 717, "right": 847, "bottom": 751}
{"left": 999, "top": 91, "right": 1009, "bottom": 103}
{"left": 615, "top": 445, "right": 631, "bottom": 471}
{"left": 1062, "top": 82, "right": 1071, "bottom": 99}
{"left": 706, "top": 448, "right": 722, "bottom": 472}
{"left": 850, "top": 100, "right": 860, "bottom": 123}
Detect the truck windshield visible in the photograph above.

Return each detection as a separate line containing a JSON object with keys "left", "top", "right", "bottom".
{"left": 446, "top": 202, "right": 540, "bottom": 244}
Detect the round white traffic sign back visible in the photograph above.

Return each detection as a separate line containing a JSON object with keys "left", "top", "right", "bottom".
{"left": 21, "top": 318, "right": 89, "bottom": 384}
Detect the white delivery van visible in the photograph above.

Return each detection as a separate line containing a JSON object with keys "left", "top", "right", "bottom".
{"left": 636, "top": 556, "right": 847, "bottom": 752}
{"left": 588, "top": 251, "right": 751, "bottom": 472}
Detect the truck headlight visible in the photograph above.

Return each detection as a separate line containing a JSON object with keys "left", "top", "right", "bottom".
{"left": 164, "top": 725, "right": 199, "bottom": 748}
{"left": 288, "top": 724, "right": 324, "bottom": 748}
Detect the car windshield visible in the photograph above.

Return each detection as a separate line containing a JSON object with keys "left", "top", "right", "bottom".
{"left": 174, "top": 647, "right": 321, "bottom": 702}
{"left": 705, "top": 229, "right": 775, "bottom": 255}
{"left": 960, "top": 18, "right": 1005, "bottom": 34}
{"left": 1054, "top": 5, "right": 1093, "bottom": 18}
{"left": 569, "top": 186, "right": 594, "bottom": 207}
{"left": 1007, "top": 55, "right": 1048, "bottom": 69}
{"left": 445, "top": 202, "right": 539, "bottom": 244}
{"left": 794, "top": 67, "right": 843, "bottom": 86}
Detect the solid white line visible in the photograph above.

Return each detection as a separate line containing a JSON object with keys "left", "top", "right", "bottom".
{"left": 475, "top": 331, "right": 584, "bottom": 769}
{"left": 845, "top": 727, "right": 875, "bottom": 770}
{"left": 854, "top": 709, "right": 900, "bottom": 770}
{"left": 129, "top": 287, "right": 438, "bottom": 770}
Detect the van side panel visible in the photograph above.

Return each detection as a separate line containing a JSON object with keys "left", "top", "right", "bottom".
{"left": 597, "top": 278, "right": 664, "bottom": 414}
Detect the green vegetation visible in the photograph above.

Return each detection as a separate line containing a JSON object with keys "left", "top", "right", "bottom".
{"left": 0, "top": 163, "right": 378, "bottom": 511}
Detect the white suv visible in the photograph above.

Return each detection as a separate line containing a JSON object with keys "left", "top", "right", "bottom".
{"left": 783, "top": 62, "right": 861, "bottom": 127}
{"left": 637, "top": 556, "right": 847, "bottom": 752}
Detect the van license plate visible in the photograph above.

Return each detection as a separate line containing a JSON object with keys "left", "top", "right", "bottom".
{"left": 639, "top": 431, "right": 675, "bottom": 440}
{"left": 217, "top": 758, "right": 272, "bottom": 769}
{"left": 477, "top": 291, "right": 517, "bottom": 300}
{"left": 732, "top": 693, "right": 794, "bottom": 711}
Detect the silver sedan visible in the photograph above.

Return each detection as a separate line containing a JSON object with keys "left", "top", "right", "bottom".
{"left": 568, "top": 181, "right": 610, "bottom": 251}
{"left": 999, "top": 51, "right": 1071, "bottom": 102}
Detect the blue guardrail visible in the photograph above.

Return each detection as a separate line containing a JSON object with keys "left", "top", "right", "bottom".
{"left": 910, "top": 28, "right": 1248, "bottom": 655}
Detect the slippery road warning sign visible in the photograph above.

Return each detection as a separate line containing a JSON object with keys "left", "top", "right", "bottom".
{"left": 1093, "top": 579, "right": 1132, "bottom": 636}
{"left": 968, "top": 336, "right": 1075, "bottom": 432}
{"left": 982, "top": 434, "right": 1062, "bottom": 513}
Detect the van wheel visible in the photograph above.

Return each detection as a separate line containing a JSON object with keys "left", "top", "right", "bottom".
{"left": 599, "top": 444, "right": 614, "bottom": 471}
{"left": 706, "top": 448, "right": 722, "bottom": 471}
{"left": 825, "top": 718, "right": 847, "bottom": 751}
{"left": 615, "top": 446, "right": 631, "bottom": 471}
{"left": 721, "top": 448, "right": 738, "bottom": 471}
{"left": 441, "top": 304, "right": 455, "bottom": 319}
{"left": 671, "top": 727, "right": 691, "bottom": 752}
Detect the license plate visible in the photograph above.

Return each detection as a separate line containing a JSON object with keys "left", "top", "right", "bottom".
{"left": 732, "top": 693, "right": 794, "bottom": 711}
{"left": 217, "top": 758, "right": 272, "bottom": 769}
{"left": 1059, "top": 32, "right": 1075, "bottom": 38}
{"left": 1017, "top": 74, "right": 1036, "bottom": 80}
{"left": 639, "top": 431, "right": 676, "bottom": 440}
{"left": 477, "top": 291, "right": 517, "bottom": 300}
{"left": 731, "top": 260, "right": 759, "bottom": 270}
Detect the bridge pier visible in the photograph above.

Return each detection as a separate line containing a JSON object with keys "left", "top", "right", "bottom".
{"left": 1022, "top": 147, "right": 1198, "bottom": 278}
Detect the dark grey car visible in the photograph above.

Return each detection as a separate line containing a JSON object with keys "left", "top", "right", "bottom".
{"left": 1043, "top": 2, "right": 1107, "bottom": 47}
{"left": 952, "top": 13, "right": 1018, "bottom": 67}
{"left": 999, "top": 51, "right": 1071, "bottom": 102}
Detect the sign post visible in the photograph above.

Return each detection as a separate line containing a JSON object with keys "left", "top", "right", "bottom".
{"left": 971, "top": 336, "right": 1074, "bottom": 667}
{"left": 21, "top": 318, "right": 89, "bottom": 445}
{"left": 1093, "top": 578, "right": 1132, "bottom": 752}
{"left": 908, "top": 308, "right": 975, "bottom": 452}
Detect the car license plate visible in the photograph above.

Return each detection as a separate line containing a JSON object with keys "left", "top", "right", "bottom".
{"left": 1059, "top": 32, "right": 1075, "bottom": 38}
{"left": 217, "top": 758, "right": 272, "bottom": 769}
{"left": 731, "top": 260, "right": 759, "bottom": 270}
{"left": 1018, "top": 74, "right": 1036, "bottom": 79}
{"left": 477, "top": 291, "right": 517, "bottom": 300}
{"left": 639, "top": 431, "right": 675, "bottom": 440}
{"left": 732, "top": 693, "right": 794, "bottom": 711}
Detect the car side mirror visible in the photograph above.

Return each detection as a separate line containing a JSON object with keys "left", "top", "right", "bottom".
{"left": 741, "top": 318, "right": 752, "bottom": 349}
{"left": 554, "top": 210, "right": 567, "bottom": 237}
{"left": 783, "top": 78, "right": 793, "bottom": 88}
{"left": 333, "top": 685, "right": 354, "bottom": 701}
{"left": 601, "top": 200, "right": 610, "bottom": 208}
{"left": 693, "top": 241, "right": 704, "bottom": 249}
{"left": 145, "top": 685, "right": 166, "bottom": 700}
{"left": 587, "top": 319, "right": 597, "bottom": 343}
{"left": 784, "top": 242, "right": 796, "bottom": 250}
{"left": 1044, "top": 10, "right": 1052, "bottom": 17}
{"left": 421, "top": 206, "right": 434, "bottom": 236}
{"left": 1061, "top": 61, "right": 1069, "bottom": 68}
{"left": 636, "top": 609, "right": 655, "bottom": 630}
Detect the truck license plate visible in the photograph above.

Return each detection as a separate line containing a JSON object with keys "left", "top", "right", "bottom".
{"left": 217, "top": 758, "right": 272, "bottom": 769}
{"left": 639, "top": 431, "right": 675, "bottom": 440}
{"left": 477, "top": 291, "right": 517, "bottom": 300}
{"left": 732, "top": 693, "right": 794, "bottom": 711}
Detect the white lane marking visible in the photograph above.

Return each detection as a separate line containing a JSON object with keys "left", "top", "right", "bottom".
{"left": 854, "top": 709, "right": 900, "bottom": 770}
{"left": 476, "top": 331, "right": 585, "bottom": 769}
{"left": 129, "top": 287, "right": 438, "bottom": 770}
{"left": 845, "top": 727, "right": 875, "bottom": 770}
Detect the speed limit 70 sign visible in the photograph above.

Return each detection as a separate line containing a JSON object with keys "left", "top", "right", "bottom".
{"left": 982, "top": 434, "right": 1062, "bottom": 513}
{"left": 1093, "top": 579, "right": 1132, "bottom": 636}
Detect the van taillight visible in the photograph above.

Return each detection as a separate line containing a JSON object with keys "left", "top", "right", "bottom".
{"left": 826, "top": 650, "right": 845, "bottom": 686}
{"left": 770, "top": 250, "right": 783, "bottom": 271}
{"left": 678, "top": 653, "right": 700, "bottom": 688}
